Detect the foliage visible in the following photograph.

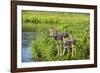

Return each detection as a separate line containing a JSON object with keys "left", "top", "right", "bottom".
{"left": 31, "top": 32, "right": 58, "bottom": 61}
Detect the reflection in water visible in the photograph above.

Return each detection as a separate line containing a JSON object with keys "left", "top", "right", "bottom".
{"left": 22, "top": 32, "right": 36, "bottom": 62}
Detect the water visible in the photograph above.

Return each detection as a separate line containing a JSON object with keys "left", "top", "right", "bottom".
{"left": 22, "top": 47, "right": 32, "bottom": 62}
{"left": 22, "top": 32, "right": 36, "bottom": 62}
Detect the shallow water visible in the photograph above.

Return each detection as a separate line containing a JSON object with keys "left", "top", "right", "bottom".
{"left": 22, "top": 32, "right": 36, "bottom": 62}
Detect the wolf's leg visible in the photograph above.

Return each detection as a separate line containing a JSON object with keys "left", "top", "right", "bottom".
{"left": 71, "top": 44, "right": 75, "bottom": 57}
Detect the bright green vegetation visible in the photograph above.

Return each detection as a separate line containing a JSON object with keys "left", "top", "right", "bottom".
{"left": 22, "top": 10, "right": 90, "bottom": 61}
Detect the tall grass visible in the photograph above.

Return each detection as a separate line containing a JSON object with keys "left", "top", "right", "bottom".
{"left": 22, "top": 10, "right": 90, "bottom": 61}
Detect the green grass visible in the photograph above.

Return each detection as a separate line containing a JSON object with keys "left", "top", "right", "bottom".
{"left": 22, "top": 10, "right": 90, "bottom": 61}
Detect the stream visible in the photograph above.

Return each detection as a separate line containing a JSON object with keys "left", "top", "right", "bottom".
{"left": 22, "top": 32, "right": 36, "bottom": 62}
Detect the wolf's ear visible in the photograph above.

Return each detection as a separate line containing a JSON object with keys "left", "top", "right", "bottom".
{"left": 49, "top": 29, "right": 53, "bottom": 36}
{"left": 63, "top": 32, "right": 69, "bottom": 38}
